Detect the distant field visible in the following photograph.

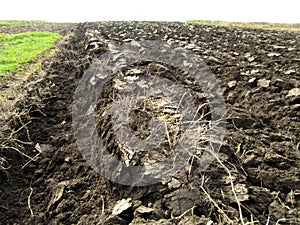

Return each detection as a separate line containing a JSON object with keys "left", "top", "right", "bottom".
{"left": 0, "top": 20, "right": 45, "bottom": 25}
{"left": 187, "top": 20, "right": 300, "bottom": 31}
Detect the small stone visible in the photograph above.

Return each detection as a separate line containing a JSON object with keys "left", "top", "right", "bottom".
{"left": 245, "top": 90, "right": 251, "bottom": 98}
{"left": 287, "top": 88, "right": 300, "bottom": 97}
{"left": 248, "top": 77, "right": 256, "bottom": 83}
{"left": 227, "top": 80, "right": 237, "bottom": 88}
{"left": 123, "top": 38, "right": 134, "bottom": 42}
{"left": 250, "top": 69, "right": 260, "bottom": 74}
{"left": 272, "top": 45, "right": 286, "bottom": 49}
{"left": 258, "top": 79, "right": 270, "bottom": 88}
{"left": 240, "top": 70, "right": 251, "bottom": 76}
{"left": 167, "top": 178, "right": 181, "bottom": 189}
{"left": 267, "top": 52, "right": 281, "bottom": 57}
{"left": 244, "top": 52, "right": 255, "bottom": 62}
{"left": 248, "top": 56, "right": 255, "bottom": 62}
{"left": 185, "top": 43, "right": 198, "bottom": 50}
{"left": 284, "top": 69, "right": 296, "bottom": 75}
{"left": 291, "top": 104, "right": 300, "bottom": 111}
{"left": 64, "top": 157, "right": 71, "bottom": 162}
{"left": 112, "top": 198, "right": 132, "bottom": 215}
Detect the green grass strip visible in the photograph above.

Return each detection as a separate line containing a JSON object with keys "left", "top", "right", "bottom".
{"left": 0, "top": 31, "right": 61, "bottom": 73}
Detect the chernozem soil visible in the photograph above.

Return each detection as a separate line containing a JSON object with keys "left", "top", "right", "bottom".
{"left": 0, "top": 22, "right": 299, "bottom": 224}
{"left": 0, "top": 22, "right": 74, "bottom": 35}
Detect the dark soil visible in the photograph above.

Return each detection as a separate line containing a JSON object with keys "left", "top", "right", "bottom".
{"left": 0, "top": 22, "right": 74, "bottom": 35}
{"left": 0, "top": 21, "right": 299, "bottom": 224}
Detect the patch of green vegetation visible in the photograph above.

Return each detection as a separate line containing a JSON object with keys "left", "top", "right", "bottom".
{"left": 0, "top": 31, "right": 61, "bottom": 74}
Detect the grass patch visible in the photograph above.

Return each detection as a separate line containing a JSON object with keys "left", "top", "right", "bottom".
{"left": 0, "top": 31, "right": 61, "bottom": 74}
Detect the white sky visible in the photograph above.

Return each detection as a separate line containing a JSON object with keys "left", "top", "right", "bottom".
{"left": 1, "top": 0, "right": 299, "bottom": 23}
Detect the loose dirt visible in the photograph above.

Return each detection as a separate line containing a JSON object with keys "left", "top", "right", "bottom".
{"left": 0, "top": 21, "right": 299, "bottom": 224}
